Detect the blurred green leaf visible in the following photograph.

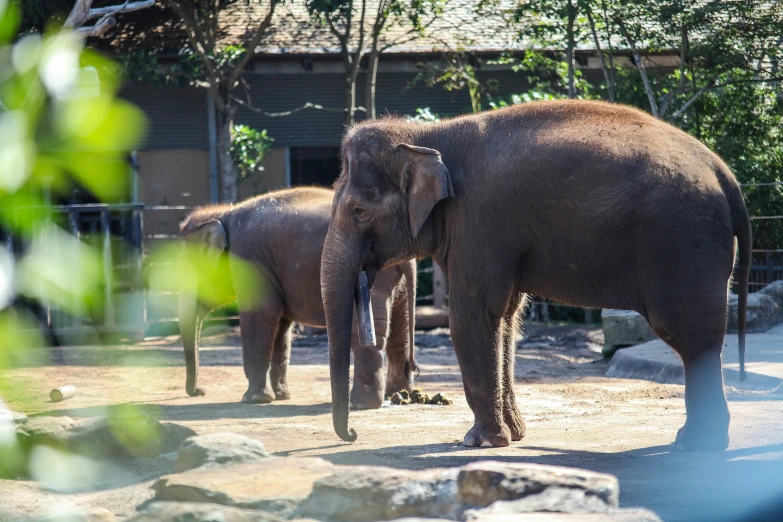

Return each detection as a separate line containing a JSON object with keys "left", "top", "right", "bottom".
{"left": 0, "top": 0, "right": 20, "bottom": 44}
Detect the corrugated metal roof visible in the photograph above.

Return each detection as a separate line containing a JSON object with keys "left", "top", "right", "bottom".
{"left": 122, "top": 83, "right": 209, "bottom": 150}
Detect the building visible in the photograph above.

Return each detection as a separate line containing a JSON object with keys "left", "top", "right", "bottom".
{"left": 108, "top": 1, "right": 672, "bottom": 235}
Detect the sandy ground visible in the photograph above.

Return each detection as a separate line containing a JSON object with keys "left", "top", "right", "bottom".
{"left": 1, "top": 324, "right": 783, "bottom": 522}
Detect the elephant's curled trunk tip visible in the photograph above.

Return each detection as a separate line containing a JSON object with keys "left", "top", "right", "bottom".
{"left": 336, "top": 425, "right": 358, "bottom": 442}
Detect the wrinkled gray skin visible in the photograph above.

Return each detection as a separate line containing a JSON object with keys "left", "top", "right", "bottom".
{"left": 179, "top": 187, "right": 417, "bottom": 409}
{"left": 321, "top": 100, "right": 751, "bottom": 450}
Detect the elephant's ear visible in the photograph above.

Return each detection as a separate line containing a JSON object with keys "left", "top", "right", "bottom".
{"left": 396, "top": 143, "right": 454, "bottom": 238}
{"left": 193, "top": 220, "right": 227, "bottom": 268}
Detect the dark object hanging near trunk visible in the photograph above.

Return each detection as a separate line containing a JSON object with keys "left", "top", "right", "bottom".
{"left": 355, "top": 271, "right": 376, "bottom": 347}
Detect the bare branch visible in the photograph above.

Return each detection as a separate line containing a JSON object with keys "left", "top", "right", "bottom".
{"left": 226, "top": 1, "right": 277, "bottom": 89}
{"left": 231, "top": 97, "right": 365, "bottom": 116}
{"left": 65, "top": 0, "right": 156, "bottom": 37}
{"left": 83, "top": 0, "right": 156, "bottom": 21}
{"left": 585, "top": 5, "right": 613, "bottom": 101}
{"left": 659, "top": 26, "right": 689, "bottom": 118}
{"left": 617, "top": 18, "right": 658, "bottom": 118}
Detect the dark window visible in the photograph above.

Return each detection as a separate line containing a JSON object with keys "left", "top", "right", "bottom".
{"left": 289, "top": 147, "right": 341, "bottom": 188}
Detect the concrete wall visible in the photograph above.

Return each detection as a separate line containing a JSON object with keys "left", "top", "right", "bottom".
{"left": 238, "top": 147, "right": 289, "bottom": 200}
{"left": 137, "top": 149, "right": 211, "bottom": 237}
{"left": 137, "top": 147, "right": 290, "bottom": 236}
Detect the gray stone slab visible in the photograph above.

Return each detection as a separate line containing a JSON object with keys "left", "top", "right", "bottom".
{"left": 606, "top": 332, "right": 783, "bottom": 390}
{"left": 600, "top": 310, "right": 657, "bottom": 357}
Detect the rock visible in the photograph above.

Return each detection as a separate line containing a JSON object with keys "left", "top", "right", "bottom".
{"left": 154, "top": 457, "right": 334, "bottom": 516}
{"left": 458, "top": 461, "right": 618, "bottom": 512}
{"left": 299, "top": 461, "right": 620, "bottom": 522}
{"left": 465, "top": 509, "right": 661, "bottom": 521}
{"left": 601, "top": 310, "right": 657, "bottom": 356}
{"left": 35, "top": 508, "right": 117, "bottom": 522}
{"left": 128, "top": 501, "right": 292, "bottom": 522}
{"left": 299, "top": 466, "right": 460, "bottom": 521}
{"left": 397, "top": 510, "right": 660, "bottom": 522}
{"left": 416, "top": 306, "right": 449, "bottom": 330}
{"left": 727, "top": 293, "right": 783, "bottom": 333}
{"left": 759, "top": 280, "right": 783, "bottom": 306}
{"left": 175, "top": 432, "right": 271, "bottom": 472}
{"left": 17, "top": 414, "right": 196, "bottom": 459}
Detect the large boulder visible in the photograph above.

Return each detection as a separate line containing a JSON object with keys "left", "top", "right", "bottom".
{"left": 727, "top": 293, "right": 783, "bottom": 333}
{"left": 175, "top": 432, "right": 271, "bottom": 472}
{"left": 298, "top": 461, "right": 619, "bottom": 522}
{"left": 759, "top": 280, "right": 783, "bottom": 306}
{"left": 458, "top": 461, "right": 618, "bottom": 513}
{"left": 154, "top": 457, "right": 335, "bottom": 516}
{"left": 601, "top": 310, "right": 657, "bottom": 356}
{"left": 17, "top": 414, "right": 196, "bottom": 459}
{"left": 128, "top": 502, "right": 299, "bottom": 522}
{"left": 298, "top": 466, "right": 460, "bottom": 521}
{"left": 416, "top": 306, "right": 449, "bottom": 330}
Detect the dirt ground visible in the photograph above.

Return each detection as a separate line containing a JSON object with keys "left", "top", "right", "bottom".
{"left": 2, "top": 324, "right": 783, "bottom": 522}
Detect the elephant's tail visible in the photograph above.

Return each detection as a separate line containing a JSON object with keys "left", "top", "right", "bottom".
{"left": 721, "top": 168, "right": 752, "bottom": 382}
{"left": 734, "top": 201, "right": 752, "bottom": 382}
{"left": 404, "top": 260, "right": 418, "bottom": 374}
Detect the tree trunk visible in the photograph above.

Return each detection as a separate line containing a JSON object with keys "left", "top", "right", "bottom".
{"left": 216, "top": 106, "right": 239, "bottom": 203}
{"left": 365, "top": 48, "right": 380, "bottom": 120}
{"left": 344, "top": 70, "right": 357, "bottom": 126}
{"left": 566, "top": 0, "right": 576, "bottom": 99}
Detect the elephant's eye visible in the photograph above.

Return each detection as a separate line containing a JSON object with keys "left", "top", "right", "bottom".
{"left": 352, "top": 206, "right": 370, "bottom": 223}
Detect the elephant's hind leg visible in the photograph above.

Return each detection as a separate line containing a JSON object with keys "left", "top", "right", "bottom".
{"left": 502, "top": 292, "right": 527, "bottom": 441}
{"left": 239, "top": 286, "right": 284, "bottom": 404}
{"left": 385, "top": 292, "right": 414, "bottom": 395}
{"left": 646, "top": 288, "right": 730, "bottom": 451}
{"left": 270, "top": 318, "right": 293, "bottom": 400}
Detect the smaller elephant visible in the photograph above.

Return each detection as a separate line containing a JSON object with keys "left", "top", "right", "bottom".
{"left": 178, "top": 187, "right": 417, "bottom": 409}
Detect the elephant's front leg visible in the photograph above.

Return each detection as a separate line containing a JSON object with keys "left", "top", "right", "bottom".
{"left": 502, "top": 293, "right": 526, "bottom": 441}
{"left": 350, "top": 296, "right": 390, "bottom": 410}
{"left": 449, "top": 279, "right": 513, "bottom": 448}
{"left": 239, "top": 305, "right": 283, "bottom": 404}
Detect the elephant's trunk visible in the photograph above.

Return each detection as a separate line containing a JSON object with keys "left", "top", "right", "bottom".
{"left": 321, "top": 228, "right": 362, "bottom": 442}
{"left": 179, "top": 283, "right": 206, "bottom": 397}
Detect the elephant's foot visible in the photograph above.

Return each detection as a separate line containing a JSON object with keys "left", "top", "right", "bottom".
{"left": 386, "top": 363, "right": 413, "bottom": 396}
{"left": 385, "top": 377, "right": 413, "bottom": 397}
{"left": 463, "top": 420, "right": 511, "bottom": 448}
{"left": 242, "top": 384, "right": 275, "bottom": 404}
{"left": 273, "top": 383, "right": 291, "bottom": 401}
{"left": 187, "top": 387, "right": 206, "bottom": 397}
{"left": 674, "top": 420, "right": 729, "bottom": 452}
{"left": 503, "top": 402, "right": 526, "bottom": 441}
{"left": 350, "top": 385, "right": 384, "bottom": 410}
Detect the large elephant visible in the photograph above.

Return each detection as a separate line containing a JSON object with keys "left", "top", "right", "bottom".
{"left": 178, "top": 187, "right": 417, "bottom": 409}
{"left": 321, "top": 100, "right": 751, "bottom": 451}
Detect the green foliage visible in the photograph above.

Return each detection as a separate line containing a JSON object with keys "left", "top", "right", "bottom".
{"left": 413, "top": 51, "right": 498, "bottom": 114}
{"left": 230, "top": 124, "right": 274, "bottom": 180}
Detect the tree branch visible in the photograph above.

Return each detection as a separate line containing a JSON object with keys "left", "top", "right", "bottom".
{"left": 617, "top": 18, "right": 658, "bottom": 118}
{"left": 585, "top": 5, "right": 613, "bottom": 101}
{"left": 65, "top": 0, "right": 156, "bottom": 37}
{"left": 659, "top": 26, "right": 689, "bottom": 118}
{"left": 227, "top": 0, "right": 278, "bottom": 89}
{"left": 82, "top": 0, "right": 156, "bottom": 21}
{"left": 231, "top": 96, "right": 364, "bottom": 116}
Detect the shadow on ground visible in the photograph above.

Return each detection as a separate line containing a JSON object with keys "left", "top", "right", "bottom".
{"left": 288, "top": 440, "right": 783, "bottom": 522}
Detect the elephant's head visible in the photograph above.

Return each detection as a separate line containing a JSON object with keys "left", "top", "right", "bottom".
{"left": 321, "top": 122, "right": 454, "bottom": 441}
{"left": 178, "top": 219, "right": 228, "bottom": 397}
